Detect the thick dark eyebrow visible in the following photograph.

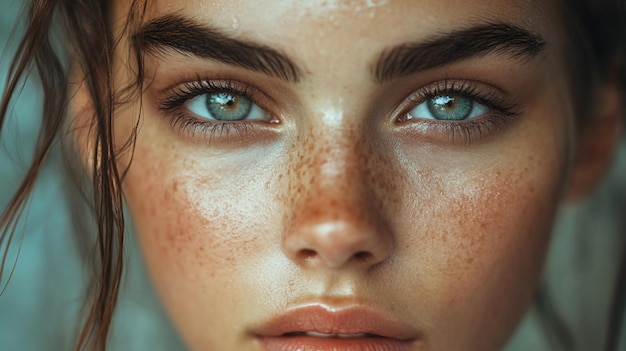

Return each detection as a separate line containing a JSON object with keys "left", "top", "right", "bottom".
{"left": 136, "top": 15, "right": 301, "bottom": 83}
{"left": 373, "top": 23, "right": 546, "bottom": 83}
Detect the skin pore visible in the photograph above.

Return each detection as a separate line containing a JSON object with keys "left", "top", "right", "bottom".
{"left": 72, "top": 0, "right": 616, "bottom": 350}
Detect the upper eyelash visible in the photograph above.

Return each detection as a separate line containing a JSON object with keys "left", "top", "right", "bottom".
{"left": 394, "top": 80, "right": 523, "bottom": 144}
{"left": 157, "top": 78, "right": 274, "bottom": 142}
{"left": 409, "top": 79, "right": 521, "bottom": 117}
{"left": 158, "top": 78, "right": 255, "bottom": 112}
{"left": 157, "top": 77, "right": 520, "bottom": 144}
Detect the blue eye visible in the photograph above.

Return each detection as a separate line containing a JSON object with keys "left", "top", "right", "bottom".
{"left": 408, "top": 95, "right": 489, "bottom": 121}
{"left": 185, "top": 91, "right": 266, "bottom": 121}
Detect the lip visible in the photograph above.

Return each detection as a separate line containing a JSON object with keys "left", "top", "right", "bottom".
{"left": 252, "top": 304, "right": 419, "bottom": 351}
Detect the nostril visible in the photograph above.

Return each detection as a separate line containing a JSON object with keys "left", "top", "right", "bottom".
{"left": 298, "top": 249, "right": 317, "bottom": 261}
{"left": 284, "top": 218, "right": 393, "bottom": 268}
{"left": 295, "top": 249, "right": 374, "bottom": 266}
{"left": 354, "top": 251, "right": 373, "bottom": 261}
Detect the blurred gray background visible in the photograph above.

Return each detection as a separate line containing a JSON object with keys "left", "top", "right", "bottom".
{"left": 0, "top": 0, "right": 624, "bottom": 350}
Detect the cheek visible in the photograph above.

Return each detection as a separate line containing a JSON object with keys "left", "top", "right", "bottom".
{"left": 384, "top": 127, "right": 568, "bottom": 348}
{"left": 122, "top": 143, "right": 284, "bottom": 348}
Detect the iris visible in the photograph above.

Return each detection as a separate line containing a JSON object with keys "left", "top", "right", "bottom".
{"left": 427, "top": 95, "right": 474, "bottom": 120}
{"left": 206, "top": 92, "right": 253, "bottom": 121}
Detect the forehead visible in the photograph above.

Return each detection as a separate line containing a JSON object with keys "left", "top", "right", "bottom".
{"left": 112, "top": 0, "right": 561, "bottom": 85}
{"left": 116, "top": 0, "right": 554, "bottom": 41}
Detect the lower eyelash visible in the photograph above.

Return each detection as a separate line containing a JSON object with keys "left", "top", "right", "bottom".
{"left": 425, "top": 114, "right": 513, "bottom": 144}
{"left": 169, "top": 110, "right": 261, "bottom": 142}
{"left": 396, "top": 113, "right": 514, "bottom": 145}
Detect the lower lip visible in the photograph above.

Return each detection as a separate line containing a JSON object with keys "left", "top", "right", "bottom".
{"left": 258, "top": 335, "right": 414, "bottom": 351}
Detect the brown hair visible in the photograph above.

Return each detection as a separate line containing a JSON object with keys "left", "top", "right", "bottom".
{"left": 1, "top": 0, "right": 146, "bottom": 349}
{"left": 0, "top": 0, "right": 624, "bottom": 350}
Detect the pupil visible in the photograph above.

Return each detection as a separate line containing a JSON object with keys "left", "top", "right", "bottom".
{"left": 435, "top": 96, "right": 456, "bottom": 109}
{"left": 212, "top": 93, "right": 237, "bottom": 108}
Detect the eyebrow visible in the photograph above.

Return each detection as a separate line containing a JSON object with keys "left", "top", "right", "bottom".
{"left": 137, "top": 16, "right": 545, "bottom": 85}
{"left": 373, "top": 23, "right": 546, "bottom": 83}
{"left": 137, "top": 15, "right": 302, "bottom": 83}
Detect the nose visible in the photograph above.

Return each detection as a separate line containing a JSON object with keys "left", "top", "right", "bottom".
{"left": 281, "top": 134, "right": 394, "bottom": 270}
{"left": 283, "top": 212, "right": 393, "bottom": 269}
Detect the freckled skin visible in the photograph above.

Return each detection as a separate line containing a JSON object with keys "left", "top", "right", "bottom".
{"left": 106, "top": 0, "right": 582, "bottom": 350}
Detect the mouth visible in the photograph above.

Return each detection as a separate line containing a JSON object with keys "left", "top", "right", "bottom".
{"left": 283, "top": 331, "right": 377, "bottom": 338}
{"left": 252, "top": 304, "right": 418, "bottom": 351}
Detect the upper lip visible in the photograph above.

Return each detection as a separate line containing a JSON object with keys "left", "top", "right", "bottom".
{"left": 252, "top": 303, "right": 418, "bottom": 340}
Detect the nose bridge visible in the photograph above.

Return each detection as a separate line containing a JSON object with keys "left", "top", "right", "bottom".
{"left": 282, "top": 126, "right": 393, "bottom": 269}
{"left": 295, "top": 126, "right": 373, "bottom": 226}
{"left": 309, "top": 128, "right": 367, "bottom": 203}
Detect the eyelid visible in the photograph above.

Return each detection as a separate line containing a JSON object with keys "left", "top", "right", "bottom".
{"left": 158, "top": 78, "right": 277, "bottom": 115}
{"left": 155, "top": 77, "right": 282, "bottom": 142}
{"left": 391, "top": 79, "right": 522, "bottom": 144}
{"left": 394, "top": 79, "right": 520, "bottom": 122}
{"left": 414, "top": 80, "right": 512, "bottom": 109}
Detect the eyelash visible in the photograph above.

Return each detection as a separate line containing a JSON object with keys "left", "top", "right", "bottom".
{"left": 399, "top": 80, "right": 521, "bottom": 144}
{"left": 157, "top": 78, "right": 521, "bottom": 144}
{"left": 158, "top": 79, "right": 272, "bottom": 140}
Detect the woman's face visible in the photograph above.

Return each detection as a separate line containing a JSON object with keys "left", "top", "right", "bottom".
{"left": 108, "top": 0, "right": 578, "bottom": 350}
